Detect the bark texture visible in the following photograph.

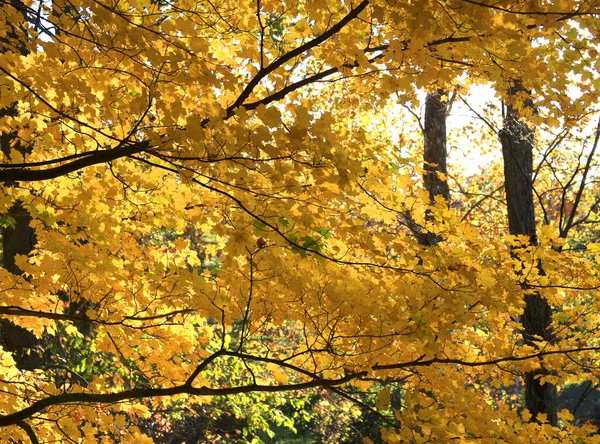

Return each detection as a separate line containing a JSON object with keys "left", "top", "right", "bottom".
{"left": 411, "top": 90, "right": 450, "bottom": 247}
{"left": 423, "top": 90, "right": 450, "bottom": 204}
{"left": 500, "top": 85, "right": 557, "bottom": 426}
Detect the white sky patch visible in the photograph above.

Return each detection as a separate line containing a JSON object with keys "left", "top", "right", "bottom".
{"left": 447, "top": 84, "right": 500, "bottom": 177}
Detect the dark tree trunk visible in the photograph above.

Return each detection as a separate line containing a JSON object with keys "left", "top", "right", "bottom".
{"left": 411, "top": 90, "right": 450, "bottom": 247}
{"left": 423, "top": 90, "right": 450, "bottom": 204}
{"left": 500, "top": 84, "right": 557, "bottom": 426}
{"left": 0, "top": 0, "right": 42, "bottom": 370}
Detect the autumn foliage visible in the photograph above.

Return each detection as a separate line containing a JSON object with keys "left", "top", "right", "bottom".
{"left": 2, "top": 0, "right": 600, "bottom": 442}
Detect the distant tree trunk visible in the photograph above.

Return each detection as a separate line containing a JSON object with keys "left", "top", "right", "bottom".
{"left": 0, "top": 0, "right": 42, "bottom": 370}
{"left": 499, "top": 84, "right": 557, "bottom": 426}
{"left": 410, "top": 90, "right": 450, "bottom": 247}
{"left": 423, "top": 90, "right": 450, "bottom": 205}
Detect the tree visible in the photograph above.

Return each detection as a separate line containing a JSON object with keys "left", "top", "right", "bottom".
{"left": 423, "top": 90, "right": 450, "bottom": 205}
{"left": 1, "top": 0, "right": 43, "bottom": 374}
{"left": 2, "top": 0, "right": 600, "bottom": 442}
{"left": 500, "top": 83, "right": 558, "bottom": 425}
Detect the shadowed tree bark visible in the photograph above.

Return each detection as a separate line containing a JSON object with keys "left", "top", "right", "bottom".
{"left": 0, "top": 0, "right": 42, "bottom": 370}
{"left": 423, "top": 90, "right": 450, "bottom": 205}
{"left": 500, "top": 83, "right": 557, "bottom": 426}
{"left": 410, "top": 90, "right": 451, "bottom": 247}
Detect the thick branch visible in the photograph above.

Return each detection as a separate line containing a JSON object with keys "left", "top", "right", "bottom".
{"left": 0, "top": 368, "right": 360, "bottom": 427}
{"left": 0, "top": 305, "right": 193, "bottom": 326}
{"left": 1, "top": 346, "right": 598, "bottom": 427}
{"left": 0, "top": 141, "right": 150, "bottom": 182}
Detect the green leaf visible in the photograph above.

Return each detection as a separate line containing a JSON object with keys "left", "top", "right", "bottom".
{"left": 316, "top": 227, "right": 331, "bottom": 239}
{"left": 253, "top": 220, "right": 267, "bottom": 234}
{"left": 0, "top": 215, "right": 16, "bottom": 229}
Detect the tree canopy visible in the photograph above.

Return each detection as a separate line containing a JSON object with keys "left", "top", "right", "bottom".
{"left": 2, "top": 0, "right": 600, "bottom": 442}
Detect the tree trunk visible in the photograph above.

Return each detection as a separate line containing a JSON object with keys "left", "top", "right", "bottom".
{"left": 423, "top": 90, "right": 450, "bottom": 204}
{"left": 499, "top": 84, "right": 557, "bottom": 426}
{"left": 410, "top": 90, "right": 450, "bottom": 247}
{"left": 0, "top": 0, "right": 42, "bottom": 370}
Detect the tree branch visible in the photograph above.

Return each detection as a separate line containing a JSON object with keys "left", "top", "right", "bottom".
{"left": 1, "top": 346, "right": 599, "bottom": 427}
{"left": 0, "top": 141, "right": 150, "bottom": 182}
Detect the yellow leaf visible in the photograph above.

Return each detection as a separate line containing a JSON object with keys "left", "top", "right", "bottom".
{"left": 129, "top": 403, "right": 151, "bottom": 418}
{"left": 175, "top": 238, "right": 188, "bottom": 252}
{"left": 536, "top": 412, "right": 548, "bottom": 424}
{"left": 558, "top": 409, "right": 574, "bottom": 422}
{"left": 376, "top": 388, "right": 391, "bottom": 411}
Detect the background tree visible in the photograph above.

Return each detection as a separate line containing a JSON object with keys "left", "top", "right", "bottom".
{"left": 500, "top": 83, "right": 558, "bottom": 425}
{"left": 1, "top": 0, "right": 43, "bottom": 374}
{"left": 423, "top": 90, "right": 450, "bottom": 205}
